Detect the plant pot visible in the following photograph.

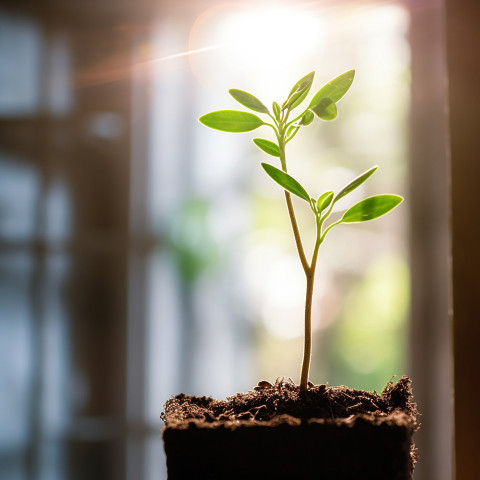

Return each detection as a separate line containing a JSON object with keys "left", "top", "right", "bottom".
{"left": 162, "top": 376, "right": 418, "bottom": 480}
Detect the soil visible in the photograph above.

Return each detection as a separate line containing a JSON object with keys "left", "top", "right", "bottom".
{"left": 162, "top": 376, "right": 419, "bottom": 479}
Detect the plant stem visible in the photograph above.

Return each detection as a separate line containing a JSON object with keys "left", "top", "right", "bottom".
{"left": 300, "top": 218, "right": 322, "bottom": 393}
{"left": 279, "top": 138, "right": 309, "bottom": 274}
{"left": 284, "top": 193, "right": 309, "bottom": 274}
{"left": 300, "top": 273, "right": 314, "bottom": 392}
{"left": 278, "top": 130, "right": 323, "bottom": 392}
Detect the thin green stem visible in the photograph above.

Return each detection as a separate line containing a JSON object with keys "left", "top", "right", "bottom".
{"left": 300, "top": 273, "right": 314, "bottom": 392}
{"left": 278, "top": 117, "right": 325, "bottom": 392}
{"left": 311, "top": 217, "right": 323, "bottom": 271}
{"left": 319, "top": 196, "right": 337, "bottom": 225}
{"left": 320, "top": 219, "right": 342, "bottom": 243}
{"left": 267, "top": 113, "right": 280, "bottom": 129}
{"left": 286, "top": 127, "right": 300, "bottom": 144}
{"left": 300, "top": 216, "right": 322, "bottom": 393}
{"left": 279, "top": 139, "right": 309, "bottom": 274}
{"left": 264, "top": 122, "right": 279, "bottom": 133}
{"left": 285, "top": 109, "right": 307, "bottom": 128}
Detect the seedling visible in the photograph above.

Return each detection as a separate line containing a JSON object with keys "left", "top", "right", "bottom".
{"left": 199, "top": 70, "right": 403, "bottom": 392}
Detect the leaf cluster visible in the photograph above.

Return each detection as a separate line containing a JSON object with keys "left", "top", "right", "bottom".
{"left": 199, "top": 69, "right": 355, "bottom": 134}
{"left": 262, "top": 163, "right": 402, "bottom": 242}
{"left": 199, "top": 69, "right": 402, "bottom": 241}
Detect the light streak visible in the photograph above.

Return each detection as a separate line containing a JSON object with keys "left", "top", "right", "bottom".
{"left": 146, "top": 43, "right": 229, "bottom": 64}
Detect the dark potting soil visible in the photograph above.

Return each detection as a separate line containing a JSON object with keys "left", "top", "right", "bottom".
{"left": 162, "top": 376, "right": 419, "bottom": 479}
{"left": 163, "top": 375, "right": 417, "bottom": 425}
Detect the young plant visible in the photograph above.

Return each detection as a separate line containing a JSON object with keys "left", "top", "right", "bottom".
{"left": 199, "top": 70, "right": 403, "bottom": 393}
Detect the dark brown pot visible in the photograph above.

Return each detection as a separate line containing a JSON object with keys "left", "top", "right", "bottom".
{"left": 162, "top": 377, "right": 418, "bottom": 480}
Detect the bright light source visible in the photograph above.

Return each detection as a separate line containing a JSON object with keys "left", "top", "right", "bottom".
{"left": 218, "top": 7, "right": 321, "bottom": 68}
{"left": 189, "top": 3, "right": 325, "bottom": 98}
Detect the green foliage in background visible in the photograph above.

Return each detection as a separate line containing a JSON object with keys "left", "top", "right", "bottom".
{"left": 330, "top": 255, "right": 409, "bottom": 392}
{"left": 167, "top": 198, "right": 222, "bottom": 284}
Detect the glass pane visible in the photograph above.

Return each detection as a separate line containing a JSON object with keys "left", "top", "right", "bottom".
{"left": 0, "top": 252, "right": 35, "bottom": 459}
{"left": 0, "top": 12, "right": 42, "bottom": 116}
{"left": 0, "top": 155, "right": 41, "bottom": 241}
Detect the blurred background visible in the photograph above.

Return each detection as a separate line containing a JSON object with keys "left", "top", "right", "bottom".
{"left": 0, "top": 0, "right": 451, "bottom": 479}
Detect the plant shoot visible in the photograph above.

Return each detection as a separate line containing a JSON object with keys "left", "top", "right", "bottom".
{"left": 199, "top": 70, "right": 403, "bottom": 392}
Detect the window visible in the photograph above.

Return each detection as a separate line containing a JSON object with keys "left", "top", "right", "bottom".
{"left": 0, "top": 1, "right": 453, "bottom": 479}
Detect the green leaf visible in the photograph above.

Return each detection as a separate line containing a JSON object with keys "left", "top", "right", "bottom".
{"left": 229, "top": 89, "right": 269, "bottom": 114}
{"left": 285, "top": 71, "right": 315, "bottom": 109}
{"left": 309, "top": 70, "right": 355, "bottom": 109}
{"left": 253, "top": 138, "right": 280, "bottom": 157}
{"left": 335, "top": 166, "right": 378, "bottom": 203}
{"left": 272, "top": 102, "right": 281, "bottom": 120}
{"left": 286, "top": 125, "right": 297, "bottom": 137}
{"left": 310, "top": 97, "right": 337, "bottom": 120}
{"left": 316, "top": 191, "right": 334, "bottom": 213}
{"left": 341, "top": 195, "right": 403, "bottom": 223}
{"left": 288, "top": 71, "right": 314, "bottom": 98}
{"left": 199, "top": 110, "right": 265, "bottom": 132}
{"left": 261, "top": 163, "right": 310, "bottom": 202}
{"left": 299, "top": 110, "right": 314, "bottom": 126}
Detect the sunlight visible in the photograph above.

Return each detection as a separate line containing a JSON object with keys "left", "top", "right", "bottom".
{"left": 189, "top": 3, "right": 325, "bottom": 98}
{"left": 151, "top": 43, "right": 229, "bottom": 63}
{"left": 217, "top": 6, "right": 321, "bottom": 68}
